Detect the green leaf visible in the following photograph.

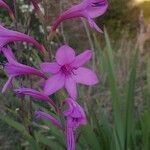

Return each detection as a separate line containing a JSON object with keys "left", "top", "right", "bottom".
{"left": 93, "top": 33, "right": 107, "bottom": 77}
{"left": 147, "top": 58, "right": 150, "bottom": 93}
{"left": 0, "top": 114, "right": 40, "bottom": 150}
{"left": 141, "top": 110, "right": 150, "bottom": 150}
{"left": 34, "top": 131, "right": 64, "bottom": 150}
{"left": 104, "top": 29, "right": 124, "bottom": 150}
{"left": 81, "top": 125, "right": 101, "bottom": 150}
{"left": 43, "top": 120, "right": 66, "bottom": 147}
{"left": 0, "top": 114, "right": 30, "bottom": 138}
{"left": 124, "top": 49, "right": 138, "bottom": 149}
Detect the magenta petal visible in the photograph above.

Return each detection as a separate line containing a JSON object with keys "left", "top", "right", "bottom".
{"left": 84, "top": 0, "right": 108, "bottom": 18}
{"left": 52, "top": 0, "right": 108, "bottom": 32}
{"left": 31, "top": 0, "right": 43, "bottom": 16}
{"left": 15, "top": 88, "right": 56, "bottom": 108}
{"left": 2, "top": 47, "right": 16, "bottom": 63}
{"left": 63, "top": 99, "right": 87, "bottom": 150}
{"left": 87, "top": 17, "right": 103, "bottom": 32}
{"left": 38, "top": 78, "right": 46, "bottom": 88}
{"left": 44, "top": 73, "right": 65, "bottom": 95}
{"left": 0, "top": 0, "right": 15, "bottom": 20}
{"left": 56, "top": 45, "right": 75, "bottom": 65}
{"left": 52, "top": 4, "right": 84, "bottom": 31}
{"left": 71, "top": 50, "right": 93, "bottom": 67}
{"left": 1, "top": 76, "right": 13, "bottom": 93}
{"left": 5, "top": 62, "right": 47, "bottom": 79}
{"left": 15, "top": 88, "right": 49, "bottom": 101}
{"left": 73, "top": 67, "right": 99, "bottom": 85}
{"left": 0, "top": 25, "right": 45, "bottom": 53}
{"left": 40, "top": 62, "right": 60, "bottom": 73}
{"left": 66, "top": 125, "right": 75, "bottom": 150}
{"left": 65, "top": 77, "right": 77, "bottom": 99}
{"left": 64, "top": 99, "right": 87, "bottom": 122}
{"left": 35, "top": 111, "right": 62, "bottom": 129}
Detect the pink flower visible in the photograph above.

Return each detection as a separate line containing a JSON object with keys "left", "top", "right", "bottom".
{"left": 41, "top": 45, "right": 99, "bottom": 99}
{"left": 0, "top": 0, "right": 15, "bottom": 20}
{"left": 1, "top": 47, "right": 47, "bottom": 93}
{"left": 35, "top": 111, "right": 62, "bottom": 129}
{"left": 15, "top": 87, "right": 56, "bottom": 109}
{"left": 0, "top": 24, "right": 46, "bottom": 53}
{"left": 63, "top": 98, "right": 87, "bottom": 150}
{"left": 52, "top": 0, "right": 108, "bottom": 32}
{"left": 30, "top": 0, "right": 44, "bottom": 17}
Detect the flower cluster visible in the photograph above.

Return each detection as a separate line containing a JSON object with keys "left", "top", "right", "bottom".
{"left": 0, "top": 0, "right": 108, "bottom": 150}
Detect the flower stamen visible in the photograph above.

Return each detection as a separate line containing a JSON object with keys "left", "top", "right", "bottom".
{"left": 60, "top": 64, "right": 75, "bottom": 76}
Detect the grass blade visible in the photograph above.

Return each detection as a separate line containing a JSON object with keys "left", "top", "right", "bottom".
{"left": 124, "top": 49, "right": 138, "bottom": 149}
{"left": 81, "top": 125, "right": 101, "bottom": 150}
{"left": 104, "top": 29, "right": 124, "bottom": 150}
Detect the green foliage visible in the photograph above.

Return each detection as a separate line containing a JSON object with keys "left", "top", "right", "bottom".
{"left": 103, "top": 29, "right": 124, "bottom": 150}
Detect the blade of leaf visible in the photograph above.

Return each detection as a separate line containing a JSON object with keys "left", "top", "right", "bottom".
{"left": 104, "top": 29, "right": 124, "bottom": 150}
{"left": 124, "top": 48, "right": 138, "bottom": 149}
{"left": 0, "top": 114, "right": 29, "bottom": 138}
{"left": 81, "top": 125, "right": 101, "bottom": 150}
{"left": 147, "top": 58, "right": 150, "bottom": 93}
{"left": 141, "top": 110, "right": 150, "bottom": 150}
{"left": 34, "top": 131, "right": 64, "bottom": 150}
{"left": 0, "top": 114, "right": 40, "bottom": 149}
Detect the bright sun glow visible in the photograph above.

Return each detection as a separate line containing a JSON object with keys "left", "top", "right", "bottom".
{"left": 134, "top": 0, "right": 150, "bottom": 4}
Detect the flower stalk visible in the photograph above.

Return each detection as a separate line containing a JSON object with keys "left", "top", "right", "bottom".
{"left": 0, "top": 1, "right": 108, "bottom": 149}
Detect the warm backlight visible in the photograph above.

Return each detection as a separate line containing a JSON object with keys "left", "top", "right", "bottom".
{"left": 134, "top": 0, "right": 150, "bottom": 4}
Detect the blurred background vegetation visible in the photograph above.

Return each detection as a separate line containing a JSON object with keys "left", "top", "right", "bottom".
{"left": 0, "top": 0, "right": 150, "bottom": 149}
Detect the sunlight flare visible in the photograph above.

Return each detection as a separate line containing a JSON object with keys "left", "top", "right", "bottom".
{"left": 134, "top": 0, "right": 150, "bottom": 4}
